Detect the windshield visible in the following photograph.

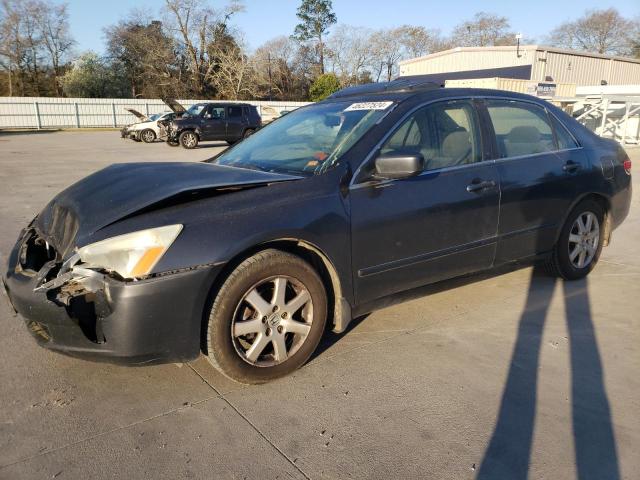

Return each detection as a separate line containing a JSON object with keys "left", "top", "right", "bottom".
{"left": 149, "top": 113, "right": 162, "bottom": 121}
{"left": 185, "top": 104, "right": 206, "bottom": 117}
{"left": 213, "top": 101, "right": 393, "bottom": 175}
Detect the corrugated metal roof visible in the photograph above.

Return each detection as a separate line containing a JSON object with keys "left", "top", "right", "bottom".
{"left": 399, "top": 45, "right": 640, "bottom": 66}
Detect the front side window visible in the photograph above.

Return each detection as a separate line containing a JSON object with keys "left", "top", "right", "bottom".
{"left": 185, "top": 104, "right": 206, "bottom": 117}
{"left": 381, "top": 100, "right": 481, "bottom": 171}
{"left": 208, "top": 106, "right": 225, "bottom": 119}
{"left": 214, "top": 101, "right": 392, "bottom": 175}
{"left": 486, "top": 101, "right": 555, "bottom": 158}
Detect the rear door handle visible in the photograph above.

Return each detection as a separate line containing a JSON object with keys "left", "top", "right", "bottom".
{"left": 466, "top": 180, "right": 496, "bottom": 193}
{"left": 563, "top": 161, "right": 581, "bottom": 173}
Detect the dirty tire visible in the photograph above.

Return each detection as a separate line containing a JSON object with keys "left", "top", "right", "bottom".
{"left": 205, "top": 249, "right": 327, "bottom": 384}
{"left": 179, "top": 130, "right": 198, "bottom": 149}
{"left": 167, "top": 140, "right": 179, "bottom": 147}
{"left": 243, "top": 128, "right": 255, "bottom": 139}
{"left": 140, "top": 129, "right": 156, "bottom": 143}
{"left": 544, "top": 198, "right": 605, "bottom": 280}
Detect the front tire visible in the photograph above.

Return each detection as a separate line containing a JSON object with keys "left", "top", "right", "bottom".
{"left": 545, "top": 199, "right": 605, "bottom": 280}
{"left": 140, "top": 129, "right": 156, "bottom": 143}
{"left": 179, "top": 131, "right": 199, "bottom": 149}
{"left": 205, "top": 249, "right": 327, "bottom": 384}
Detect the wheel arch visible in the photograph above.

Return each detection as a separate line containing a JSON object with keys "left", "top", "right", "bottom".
{"left": 558, "top": 192, "right": 612, "bottom": 246}
{"left": 200, "top": 238, "right": 352, "bottom": 355}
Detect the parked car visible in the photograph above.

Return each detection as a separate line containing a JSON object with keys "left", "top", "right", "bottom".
{"left": 121, "top": 110, "right": 178, "bottom": 143}
{"left": 3, "top": 80, "right": 632, "bottom": 384}
{"left": 166, "top": 102, "right": 262, "bottom": 148}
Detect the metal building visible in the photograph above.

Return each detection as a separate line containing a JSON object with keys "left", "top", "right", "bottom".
{"left": 399, "top": 45, "right": 640, "bottom": 86}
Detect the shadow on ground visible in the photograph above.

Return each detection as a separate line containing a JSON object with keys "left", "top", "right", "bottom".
{"left": 477, "top": 267, "right": 619, "bottom": 479}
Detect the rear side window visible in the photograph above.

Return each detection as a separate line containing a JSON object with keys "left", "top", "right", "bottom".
{"left": 228, "top": 106, "right": 243, "bottom": 118}
{"left": 381, "top": 100, "right": 482, "bottom": 171}
{"left": 550, "top": 114, "right": 579, "bottom": 150}
{"left": 486, "top": 101, "right": 555, "bottom": 158}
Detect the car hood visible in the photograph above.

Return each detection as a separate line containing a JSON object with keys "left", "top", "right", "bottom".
{"left": 34, "top": 162, "right": 301, "bottom": 258}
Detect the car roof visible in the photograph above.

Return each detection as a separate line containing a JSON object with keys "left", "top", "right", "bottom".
{"left": 324, "top": 78, "right": 548, "bottom": 106}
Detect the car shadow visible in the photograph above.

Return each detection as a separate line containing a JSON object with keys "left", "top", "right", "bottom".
{"left": 197, "top": 142, "right": 230, "bottom": 149}
{"left": 310, "top": 262, "right": 533, "bottom": 362}
{"left": 476, "top": 267, "right": 620, "bottom": 479}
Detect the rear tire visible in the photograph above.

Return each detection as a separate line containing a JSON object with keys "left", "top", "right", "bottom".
{"left": 140, "top": 129, "right": 156, "bottom": 143}
{"left": 243, "top": 128, "right": 255, "bottom": 139}
{"left": 545, "top": 199, "right": 605, "bottom": 280}
{"left": 179, "top": 131, "right": 199, "bottom": 149}
{"left": 205, "top": 249, "right": 327, "bottom": 384}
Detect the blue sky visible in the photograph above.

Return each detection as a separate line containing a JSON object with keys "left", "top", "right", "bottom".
{"left": 68, "top": 0, "right": 639, "bottom": 53}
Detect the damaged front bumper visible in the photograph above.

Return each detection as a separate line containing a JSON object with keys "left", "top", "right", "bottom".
{"left": 4, "top": 228, "right": 215, "bottom": 365}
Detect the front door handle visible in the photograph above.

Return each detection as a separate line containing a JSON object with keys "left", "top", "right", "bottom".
{"left": 563, "top": 161, "right": 581, "bottom": 173}
{"left": 466, "top": 180, "right": 496, "bottom": 193}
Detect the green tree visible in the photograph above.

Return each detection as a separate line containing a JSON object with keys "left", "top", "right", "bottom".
{"left": 61, "top": 52, "right": 128, "bottom": 97}
{"left": 292, "top": 0, "right": 336, "bottom": 74}
{"left": 309, "top": 72, "right": 340, "bottom": 101}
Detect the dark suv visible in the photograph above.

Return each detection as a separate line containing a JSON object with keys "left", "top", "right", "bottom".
{"left": 3, "top": 80, "right": 632, "bottom": 383}
{"left": 167, "top": 103, "right": 262, "bottom": 149}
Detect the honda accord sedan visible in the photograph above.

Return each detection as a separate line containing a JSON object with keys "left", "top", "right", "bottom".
{"left": 3, "top": 80, "right": 632, "bottom": 383}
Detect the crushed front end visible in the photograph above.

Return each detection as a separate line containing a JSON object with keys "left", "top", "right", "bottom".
{"left": 3, "top": 227, "right": 211, "bottom": 365}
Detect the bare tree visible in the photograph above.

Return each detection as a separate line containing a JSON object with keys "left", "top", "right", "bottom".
{"left": 163, "top": 0, "right": 242, "bottom": 96}
{"left": 207, "top": 31, "right": 255, "bottom": 99}
{"left": 397, "top": 25, "right": 446, "bottom": 58}
{"left": 326, "top": 25, "right": 373, "bottom": 86}
{"left": 548, "top": 8, "right": 638, "bottom": 56}
{"left": 451, "top": 12, "right": 514, "bottom": 47}
{"left": 252, "top": 36, "right": 310, "bottom": 100}
{"left": 38, "top": 1, "right": 74, "bottom": 95}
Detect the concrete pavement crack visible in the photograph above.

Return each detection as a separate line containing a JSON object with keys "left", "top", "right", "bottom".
{"left": 187, "top": 364, "right": 312, "bottom": 480}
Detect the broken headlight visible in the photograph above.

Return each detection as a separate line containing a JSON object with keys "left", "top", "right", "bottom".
{"left": 76, "top": 225, "right": 183, "bottom": 279}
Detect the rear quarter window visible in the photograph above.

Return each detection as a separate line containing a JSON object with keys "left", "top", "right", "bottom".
{"left": 550, "top": 114, "right": 579, "bottom": 150}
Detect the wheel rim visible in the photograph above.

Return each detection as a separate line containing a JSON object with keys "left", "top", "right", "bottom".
{"left": 568, "top": 211, "right": 599, "bottom": 269}
{"left": 231, "top": 276, "right": 313, "bottom": 367}
{"left": 143, "top": 131, "right": 154, "bottom": 142}
{"left": 183, "top": 133, "right": 196, "bottom": 147}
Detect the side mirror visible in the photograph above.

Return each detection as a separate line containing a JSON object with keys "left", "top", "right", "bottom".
{"left": 374, "top": 153, "right": 424, "bottom": 180}
{"left": 204, "top": 113, "right": 213, "bottom": 119}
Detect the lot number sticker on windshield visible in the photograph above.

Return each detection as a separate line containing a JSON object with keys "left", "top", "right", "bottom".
{"left": 344, "top": 101, "right": 393, "bottom": 111}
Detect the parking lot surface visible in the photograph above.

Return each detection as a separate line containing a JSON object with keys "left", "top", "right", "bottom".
{"left": 0, "top": 130, "right": 638, "bottom": 479}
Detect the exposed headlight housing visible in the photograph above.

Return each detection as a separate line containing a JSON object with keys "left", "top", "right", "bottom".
{"left": 76, "top": 225, "right": 183, "bottom": 279}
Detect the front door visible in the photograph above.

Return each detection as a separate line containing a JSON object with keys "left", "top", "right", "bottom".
{"left": 481, "top": 99, "right": 586, "bottom": 264}
{"left": 350, "top": 99, "right": 500, "bottom": 304}
{"left": 200, "top": 105, "right": 227, "bottom": 141}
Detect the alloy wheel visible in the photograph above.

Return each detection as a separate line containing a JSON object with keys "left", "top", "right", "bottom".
{"left": 183, "top": 133, "right": 197, "bottom": 148}
{"left": 568, "top": 211, "right": 600, "bottom": 269}
{"left": 231, "top": 276, "right": 313, "bottom": 367}
{"left": 142, "top": 130, "right": 155, "bottom": 142}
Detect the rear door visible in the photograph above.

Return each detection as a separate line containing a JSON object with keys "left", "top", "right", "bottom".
{"left": 226, "top": 105, "right": 246, "bottom": 139}
{"left": 350, "top": 99, "right": 500, "bottom": 304}
{"left": 481, "top": 99, "right": 586, "bottom": 263}
{"left": 200, "top": 105, "right": 227, "bottom": 141}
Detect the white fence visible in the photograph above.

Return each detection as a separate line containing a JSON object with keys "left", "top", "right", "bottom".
{"left": 0, "top": 97, "right": 311, "bottom": 129}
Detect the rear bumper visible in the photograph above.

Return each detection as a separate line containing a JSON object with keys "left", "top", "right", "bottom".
{"left": 4, "top": 236, "right": 217, "bottom": 365}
